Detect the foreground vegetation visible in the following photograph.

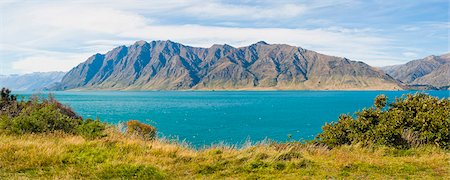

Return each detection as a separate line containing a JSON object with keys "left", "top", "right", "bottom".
{"left": 316, "top": 94, "right": 450, "bottom": 149}
{"left": 1, "top": 133, "right": 448, "bottom": 179}
{"left": 0, "top": 88, "right": 449, "bottom": 179}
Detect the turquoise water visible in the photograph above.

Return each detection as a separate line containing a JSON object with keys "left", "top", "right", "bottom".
{"left": 16, "top": 91, "right": 450, "bottom": 147}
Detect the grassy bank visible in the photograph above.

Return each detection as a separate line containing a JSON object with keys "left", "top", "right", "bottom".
{"left": 1, "top": 88, "right": 449, "bottom": 179}
{"left": 1, "top": 132, "right": 448, "bottom": 179}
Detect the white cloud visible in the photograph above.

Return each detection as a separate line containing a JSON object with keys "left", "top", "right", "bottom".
{"left": 1, "top": 0, "right": 447, "bottom": 74}
{"left": 11, "top": 53, "right": 91, "bottom": 73}
{"left": 0, "top": 0, "right": 19, "bottom": 7}
{"left": 2, "top": 5, "right": 392, "bottom": 74}
{"left": 53, "top": 0, "right": 309, "bottom": 21}
{"left": 324, "top": 26, "right": 376, "bottom": 34}
{"left": 2, "top": 2, "right": 149, "bottom": 43}
{"left": 34, "top": 7, "right": 149, "bottom": 34}
{"left": 182, "top": 2, "right": 306, "bottom": 20}
{"left": 402, "top": 52, "right": 419, "bottom": 59}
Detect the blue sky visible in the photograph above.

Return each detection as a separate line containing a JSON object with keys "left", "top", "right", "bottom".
{"left": 0, "top": 0, "right": 448, "bottom": 74}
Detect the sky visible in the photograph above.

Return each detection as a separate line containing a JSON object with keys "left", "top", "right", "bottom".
{"left": 0, "top": 0, "right": 449, "bottom": 75}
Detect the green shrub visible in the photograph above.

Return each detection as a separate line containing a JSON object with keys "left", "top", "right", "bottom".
{"left": 126, "top": 120, "right": 157, "bottom": 139}
{"left": 0, "top": 88, "right": 107, "bottom": 139}
{"left": 76, "top": 118, "right": 107, "bottom": 139}
{"left": 374, "top": 94, "right": 387, "bottom": 109}
{"left": 315, "top": 93, "right": 450, "bottom": 149}
{"left": 5, "top": 102, "right": 82, "bottom": 134}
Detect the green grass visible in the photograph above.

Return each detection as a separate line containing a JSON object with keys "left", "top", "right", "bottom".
{"left": 1, "top": 90, "right": 449, "bottom": 179}
{"left": 0, "top": 131, "right": 448, "bottom": 179}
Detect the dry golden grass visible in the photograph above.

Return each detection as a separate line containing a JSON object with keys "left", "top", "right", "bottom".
{"left": 0, "top": 128, "right": 448, "bottom": 179}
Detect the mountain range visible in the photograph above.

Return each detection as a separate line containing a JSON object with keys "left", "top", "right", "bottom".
{"left": 0, "top": 72, "right": 65, "bottom": 91}
{"left": 54, "top": 40, "right": 401, "bottom": 90}
{"left": 382, "top": 53, "right": 450, "bottom": 89}
{"left": 1, "top": 40, "right": 448, "bottom": 91}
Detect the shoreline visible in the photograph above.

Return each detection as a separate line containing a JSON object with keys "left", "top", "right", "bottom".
{"left": 17, "top": 89, "right": 450, "bottom": 93}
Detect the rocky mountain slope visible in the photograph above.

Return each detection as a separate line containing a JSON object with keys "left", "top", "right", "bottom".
{"left": 382, "top": 53, "right": 450, "bottom": 88}
{"left": 0, "top": 72, "right": 66, "bottom": 91}
{"left": 56, "top": 40, "right": 401, "bottom": 90}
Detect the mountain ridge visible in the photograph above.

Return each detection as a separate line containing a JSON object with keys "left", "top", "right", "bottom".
{"left": 382, "top": 53, "right": 450, "bottom": 88}
{"left": 55, "top": 40, "right": 402, "bottom": 90}
{"left": 0, "top": 71, "right": 66, "bottom": 91}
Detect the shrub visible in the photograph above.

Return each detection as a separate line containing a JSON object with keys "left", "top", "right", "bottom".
{"left": 0, "top": 88, "right": 23, "bottom": 118}
{"left": 76, "top": 118, "right": 107, "bottom": 139}
{"left": 0, "top": 88, "right": 107, "bottom": 139}
{"left": 3, "top": 102, "right": 81, "bottom": 134}
{"left": 1, "top": 87, "right": 16, "bottom": 102}
{"left": 45, "top": 94, "right": 81, "bottom": 119}
{"left": 126, "top": 120, "right": 157, "bottom": 139}
{"left": 374, "top": 94, "right": 387, "bottom": 109}
{"left": 315, "top": 93, "right": 450, "bottom": 149}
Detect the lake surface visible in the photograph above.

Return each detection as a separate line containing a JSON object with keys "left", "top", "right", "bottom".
{"left": 16, "top": 91, "right": 450, "bottom": 147}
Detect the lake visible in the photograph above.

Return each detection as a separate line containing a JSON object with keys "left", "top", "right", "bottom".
{"left": 16, "top": 90, "right": 450, "bottom": 147}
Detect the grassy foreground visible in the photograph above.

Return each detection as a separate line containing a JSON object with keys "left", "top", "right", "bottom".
{"left": 0, "top": 130, "right": 448, "bottom": 179}
{"left": 1, "top": 89, "right": 449, "bottom": 179}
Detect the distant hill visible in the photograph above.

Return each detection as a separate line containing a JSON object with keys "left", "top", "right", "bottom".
{"left": 0, "top": 72, "right": 66, "bottom": 91}
{"left": 382, "top": 53, "right": 450, "bottom": 88}
{"left": 55, "top": 40, "right": 401, "bottom": 90}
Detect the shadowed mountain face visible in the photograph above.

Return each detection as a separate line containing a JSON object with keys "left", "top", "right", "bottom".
{"left": 382, "top": 53, "right": 450, "bottom": 88}
{"left": 0, "top": 72, "right": 66, "bottom": 91}
{"left": 58, "top": 40, "right": 401, "bottom": 90}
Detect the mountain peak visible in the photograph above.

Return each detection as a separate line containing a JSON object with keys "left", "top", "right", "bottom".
{"left": 92, "top": 53, "right": 104, "bottom": 58}
{"left": 254, "top": 41, "right": 269, "bottom": 45}
{"left": 134, "top": 40, "right": 149, "bottom": 46}
{"left": 210, "top": 43, "right": 234, "bottom": 49}
{"left": 438, "top": 53, "right": 450, "bottom": 61}
{"left": 164, "top": 40, "right": 178, "bottom": 45}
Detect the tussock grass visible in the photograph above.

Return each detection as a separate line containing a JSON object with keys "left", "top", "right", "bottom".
{"left": 0, "top": 129, "right": 448, "bottom": 179}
